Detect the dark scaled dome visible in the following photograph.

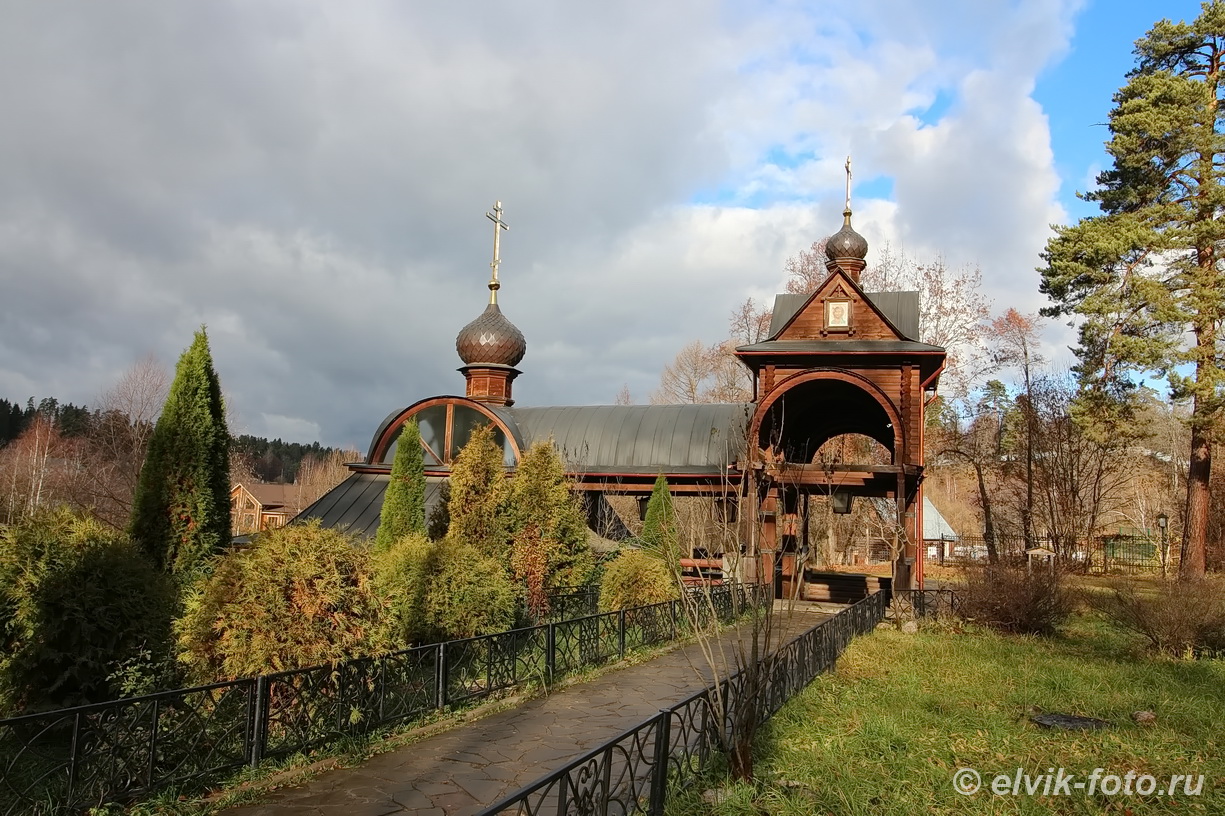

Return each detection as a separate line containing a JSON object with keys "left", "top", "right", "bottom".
{"left": 825, "top": 210, "right": 869, "bottom": 261}
{"left": 456, "top": 303, "right": 527, "bottom": 367}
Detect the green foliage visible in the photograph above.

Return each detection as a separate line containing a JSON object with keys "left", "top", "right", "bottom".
{"left": 372, "top": 532, "right": 438, "bottom": 646}
{"left": 507, "top": 441, "right": 594, "bottom": 595}
{"left": 1039, "top": 6, "right": 1225, "bottom": 574}
{"left": 129, "top": 329, "right": 230, "bottom": 580}
{"left": 598, "top": 548, "right": 679, "bottom": 612}
{"left": 446, "top": 424, "right": 509, "bottom": 558}
{"left": 425, "top": 540, "right": 517, "bottom": 639}
{"left": 639, "top": 474, "right": 680, "bottom": 564}
{"left": 375, "top": 420, "right": 426, "bottom": 551}
{"left": 176, "top": 521, "right": 387, "bottom": 683}
{"left": 0, "top": 510, "right": 173, "bottom": 714}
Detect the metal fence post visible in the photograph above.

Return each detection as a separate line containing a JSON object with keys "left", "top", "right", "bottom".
{"left": 146, "top": 698, "right": 161, "bottom": 790}
{"left": 649, "top": 710, "right": 672, "bottom": 816}
{"left": 436, "top": 642, "right": 448, "bottom": 710}
{"left": 67, "top": 710, "right": 83, "bottom": 806}
{"left": 546, "top": 623, "right": 556, "bottom": 685}
{"left": 618, "top": 609, "right": 626, "bottom": 660}
{"left": 250, "top": 676, "right": 269, "bottom": 768}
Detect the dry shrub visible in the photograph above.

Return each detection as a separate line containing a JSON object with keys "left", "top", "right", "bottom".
{"left": 598, "top": 548, "right": 679, "bottom": 612}
{"left": 1094, "top": 577, "right": 1225, "bottom": 657}
{"left": 956, "top": 563, "right": 1075, "bottom": 636}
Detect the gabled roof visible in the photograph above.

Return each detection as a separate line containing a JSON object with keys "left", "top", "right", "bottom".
{"left": 235, "top": 482, "right": 297, "bottom": 510}
{"left": 767, "top": 290, "right": 921, "bottom": 342}
{"left": 867, "top": 495, "right": 959, "bottom": 540}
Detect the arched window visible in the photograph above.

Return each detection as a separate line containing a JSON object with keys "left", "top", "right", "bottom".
{"left": 379, "top": 401, "right": 516, "bottom": 467}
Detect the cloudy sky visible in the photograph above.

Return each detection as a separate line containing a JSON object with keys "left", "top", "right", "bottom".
{"left": 0, "top": 0, "right": 1204, "bottom": 449}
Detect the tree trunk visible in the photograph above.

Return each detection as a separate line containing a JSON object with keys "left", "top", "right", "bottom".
{"left": 974, "top": 461, "right": 998, "bottom": 565}
{"left": 1181, "top": 410, "right": 1210, "bottom": 580}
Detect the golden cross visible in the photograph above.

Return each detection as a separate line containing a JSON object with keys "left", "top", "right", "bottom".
{"left": 486, "top": 201, "right": 509, "bottom": 304}
{"left": 844, "top": 156, "right": 852, "bottom": 213}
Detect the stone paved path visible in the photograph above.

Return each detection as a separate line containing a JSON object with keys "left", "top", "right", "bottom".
{"left": 222, "top": 602, "right": 837, "bottom": 816}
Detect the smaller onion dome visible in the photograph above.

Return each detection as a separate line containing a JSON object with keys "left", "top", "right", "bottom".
{"left": 825, "top": 209, "right": 869, "bottom": 261}
{"left": 456, "top": 303, "right": 527, "bottom": 367}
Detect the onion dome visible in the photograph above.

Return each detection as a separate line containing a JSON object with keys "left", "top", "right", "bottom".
{"left": 825, "top": 209, "right": 869, "bottom": 262}
{"left": 456, "top": 303, "right": 527, "bottom": 367}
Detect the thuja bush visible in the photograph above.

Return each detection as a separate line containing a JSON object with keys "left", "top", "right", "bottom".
{"left": 598, "top": 548, "right": 679, "bottom": 612}
{"left": 956, "top": 563, "right": 1075, "bottom": 636}
{"left": 177, "top": 521, "right": 390, "bottom": 683}
{"left": 0, "top": 510, "right": 173, "bottom": 714}
{"left": 425, "top": 540, "right": 517, "bottom": 640}
{"left": 373, "top": 532, "right": 439, "bottom": 646}
{"left": 1093, "top": 577, "right": 1225, "bottom": 657}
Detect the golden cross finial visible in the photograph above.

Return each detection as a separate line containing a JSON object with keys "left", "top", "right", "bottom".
{"left": 844, "top": 155, "right": 852, "bottom": 214}
{"left": 485, "top": 200, "right": 509, "bottom": 305}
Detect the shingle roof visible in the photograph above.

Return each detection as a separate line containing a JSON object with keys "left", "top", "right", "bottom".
{"left": 767, "top": 290, "right": 921, "bottom": 341}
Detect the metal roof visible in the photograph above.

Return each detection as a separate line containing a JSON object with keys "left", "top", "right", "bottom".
{"left": 295, "top": 474, "right": 447, "bottom": 540}
{"left": 767, "top": 291, "right": 921, "bottom": 341}
{"left": 507, "top": 403, "right": 753, "bottom": 473}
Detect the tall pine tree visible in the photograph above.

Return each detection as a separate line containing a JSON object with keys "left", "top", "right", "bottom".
{"left": 1040, "top": 3, "right": 1225, "bottom": 578}
{"left": 129, "top": 329, "right": 230, "bottom": 578}
{"left": 375, "top": 420, "right": 426, "bottom": 550}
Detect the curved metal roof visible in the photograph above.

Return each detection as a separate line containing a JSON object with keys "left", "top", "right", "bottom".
{"left": 507, "top": 403, "right": 753, "bottom": 473}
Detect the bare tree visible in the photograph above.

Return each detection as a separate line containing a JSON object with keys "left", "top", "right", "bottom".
{"left": 989, "top": 309, "right": 1046, "bottom": 545}
{"left": 82, "top": 356, "right": 171, "bottom": 528}
{"left": 614, "top": 384, "right": 633, "bottom": 406}
{"left": 652, "top": 340, "right": 715, "bottom": 404}
{"left": 782, "top": 239, "right": 829, "bottom": 294}
{"left": 293, "top": 447, "right": 361, "bottom": 512}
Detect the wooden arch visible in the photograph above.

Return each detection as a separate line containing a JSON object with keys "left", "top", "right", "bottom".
{"left": 749, "top": 367, "right": 905, "bottom": 465}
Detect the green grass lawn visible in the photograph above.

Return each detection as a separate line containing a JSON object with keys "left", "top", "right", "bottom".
{"left": 670, "top": 617, "right": 1225, "bottom": 815}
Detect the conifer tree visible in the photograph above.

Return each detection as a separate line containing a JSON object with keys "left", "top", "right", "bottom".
{"left": 129, "top": 329, "right": 230, "bottom": 579}
{"left": 507, "top": 441, "right": 593, "bottom": 614}
{"left": 446, "top": 424, "right": 508, "bottom": 558}
{"left": 640, "top": 474, "right": 680, "bottom": 563}
{"left": 375, "top": 420, "right": 426, "bottom": 550}
{"left": 1040, "top": 4, "right": 1225, "bottom": 578}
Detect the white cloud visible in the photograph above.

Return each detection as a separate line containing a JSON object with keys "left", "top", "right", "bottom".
{"left": 0, "top": 0, "right": 1086, "bottom": 444}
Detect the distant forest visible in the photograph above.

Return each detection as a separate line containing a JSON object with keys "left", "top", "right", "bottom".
{"left": 0, "top": 397, "right": 343, "bottom": 484}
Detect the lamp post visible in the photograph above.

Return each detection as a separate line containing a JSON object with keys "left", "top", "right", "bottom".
{"left": 1156, "top": 513, "right": 1169, "bottom": 577}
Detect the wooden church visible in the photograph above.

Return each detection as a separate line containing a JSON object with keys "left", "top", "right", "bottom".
{"left": 300, "top": 186, "right": 946, "bottom": 592}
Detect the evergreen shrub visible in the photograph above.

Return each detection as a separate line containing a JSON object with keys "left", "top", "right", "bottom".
{"left": 0, "top": 510, "right": 173, "bottom": 714}
{"left": 598, "top": 548, "right": 679, "bottom": 612}
{"left": 373, "top": 532, "right": 439, "bottom": 646}
{"left": 176, "top": 521, "right": 388, "bottom": 683}
{"left": 425, "top": 540, "right": 517, "bottom": 639}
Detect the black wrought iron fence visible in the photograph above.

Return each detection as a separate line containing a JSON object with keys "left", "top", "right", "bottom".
{"left": 888, "top": 588, "right": 962, "bottom": 619}
{"left": 478, "top": 591, "right": 888, "bottom": 816}
{"left": 0, "top": 584, "right": 764, "bottom": 816}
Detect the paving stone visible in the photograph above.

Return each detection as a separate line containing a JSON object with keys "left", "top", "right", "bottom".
{"left": 217, "top": 606, "right": 830, "bottom": 815}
